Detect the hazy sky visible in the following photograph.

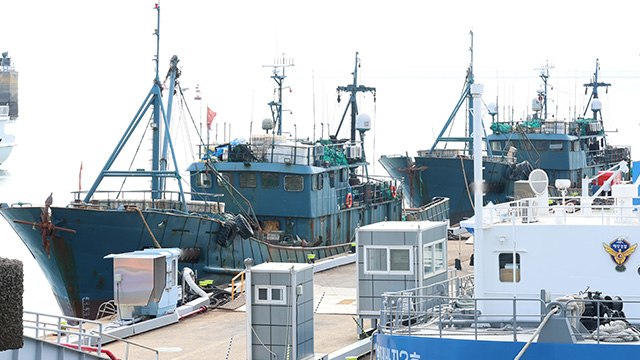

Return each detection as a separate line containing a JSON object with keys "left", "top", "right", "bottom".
{"left": 2, "top": 0, "right": 640, "bottom": 200}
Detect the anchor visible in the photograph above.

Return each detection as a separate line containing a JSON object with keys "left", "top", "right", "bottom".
{"left": 13, "top": 193, "right": 76, "bottom": 257}
{"left": 397, "top": 155, "right": 427, "bottom": 208}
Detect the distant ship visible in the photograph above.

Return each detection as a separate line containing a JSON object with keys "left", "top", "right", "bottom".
{"left": 0, "top": 51, "right": 17, "bottom": 164}
{"left": 486, "top": 59, "right": 630, "bottom": 193}
{"left": 379, "top": 32, "right": 530, "bottom": 224}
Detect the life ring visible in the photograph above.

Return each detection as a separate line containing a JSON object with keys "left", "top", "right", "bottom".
{"left": 390, "top": 185, "right": 397, "bottom": 199}
{"left": 345, "top": 193, "right": 353, "bottom": 208}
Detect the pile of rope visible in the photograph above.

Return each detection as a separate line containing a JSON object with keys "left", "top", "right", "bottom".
{"left": 588, "top": 320, "right": 640, "bottom": 342}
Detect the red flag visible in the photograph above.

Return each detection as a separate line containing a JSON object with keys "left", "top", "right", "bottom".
{"left": 207, "top": 107, "right": 217, "bottom": 130}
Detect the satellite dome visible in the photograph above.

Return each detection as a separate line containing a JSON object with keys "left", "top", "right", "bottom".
{"left": 532, "top": 98, "right": 542, "bottom": 112}
{"left": 591, "top": 98, "right": 602, "bottom": 112}
{"left": 487, "top": 102, "right": 498, "bottom": 116}
{"left": 262, "top": 118, "right": 274, "bottom": 130}
{"left": 356, "top": 113, "right": 372, "bottom": 132}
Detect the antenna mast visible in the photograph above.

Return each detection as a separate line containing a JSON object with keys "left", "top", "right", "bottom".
{"left": 263, "top": 55, "right": 294, "bottom": 136}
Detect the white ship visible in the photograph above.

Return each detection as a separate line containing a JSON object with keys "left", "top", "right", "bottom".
{"left": 0, "top": 51, "right": 17, "bottom": 165}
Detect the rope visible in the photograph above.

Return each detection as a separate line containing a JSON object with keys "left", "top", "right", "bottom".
{"left": 513, "top": 306, "right": 559, "bottom": 360}
{"left": 224, "top": 337, "right": 233, "bottom": 360}
{"left": 128, "top": 207, "right": 161, "bottom": 248}
{"left": 589, "top": 320, "right": 640, "bottom": 342}
{"left": 460, "top": 157, "right": 475, "bottom": 211}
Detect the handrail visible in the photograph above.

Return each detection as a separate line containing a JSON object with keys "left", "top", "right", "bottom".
{"left": 22, "top": 310, "right": 159, "bottom": 360}
{"left": 231, "top": 270, "right": 246, "bottom": 300}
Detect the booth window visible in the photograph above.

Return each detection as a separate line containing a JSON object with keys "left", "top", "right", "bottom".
{"left": 364, "top": 246, "right": 413, "bottom": 275}
{"left": 499, "top": 253, "right": 521, "bottom": 282}
{"left": 255, "top": 285, "right": 286, "bottom": 305}
{"left": 423, "top": 239, "right": 446, "bottom": 277}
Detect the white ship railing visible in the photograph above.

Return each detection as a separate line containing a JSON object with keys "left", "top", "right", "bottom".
{"left": 477, "top": 196, "right": 640, "bottom": 227}
{"left": 23, "top": 310, "right": 159, "bottom": 360}
{"left": 380, "top": 287, "right": 640, "bottom": 344}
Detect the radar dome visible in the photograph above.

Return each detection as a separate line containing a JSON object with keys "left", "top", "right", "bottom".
{"left": 591, "top": 98, "right": 602, "bottom": 112}
{"left": 487, "top": 102, "right": 498, "bottom": 116}
{"left": 532, "top": 98, "right": 542, "bottom": 112}
{"left": 262, "top": 118, "right": 274, "bottom": 131}
{"left": 356, "top": 113, "right": 372, "bottom": 132}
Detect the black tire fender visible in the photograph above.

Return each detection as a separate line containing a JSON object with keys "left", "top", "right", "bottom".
{"left": 235, "top": 214, "right": 254, "bottom": 239}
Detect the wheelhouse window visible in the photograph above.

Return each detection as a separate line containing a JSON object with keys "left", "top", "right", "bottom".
{"left": 572, "top": 141, "right": 580, "bottom": 152}
{"left": 491, "top": 141, "right": 502, "bottom": 152}
{"left": 535, "top": 141, "right": 547, "bottom": 151}
{"left": 423, "top": 239, "right": 446, "bottom": 277}
{"left": 284, "top": 175, "right": 304, "bottom": 192}
{"left": 520, "top": 140, "right": 533, "bottom": 151}
{"left": 499, "top": 253, "right": 521, "bottom": 282}
{"left": 312, "top": 173, "right": 323, "bottom": 191}
{"left": 328, "top": 171, "right": 335, "bottom": 188}
{"left": 261, "top": 173, "right": 280, "bottom": 189}
{"left": 195, "top": 171, "right": 213, "bottom": 189}
{"left": 239, "top": 173, "right": 257, "bottom": 188}
{"left": 217, "top": 172, "right": 232, "bottom": 187}
{"left": 364, "top": 246, "right": 413, "bottom": 275}
{"left": 549, "top": 141, "right": 564, "bottom": 152}
{"left": 255, "top": 285, "right": 286, "bottom": 305}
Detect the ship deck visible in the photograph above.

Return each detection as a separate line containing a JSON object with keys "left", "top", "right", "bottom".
{"left": 96, "top": 237, "right": 474, "bottom": 359}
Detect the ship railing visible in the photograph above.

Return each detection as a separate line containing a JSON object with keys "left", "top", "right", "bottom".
{"left": 22, "top": 310, "right": 159, "bottom": 360}
{"left": 71, "top": 189, "right": 225, "bottom": 214}
{"left": 404, "top": 197, "right": 450, "bottom": 222}
{"left": 586, "top": 146, "right": 631, "bottom": 164}
{"left": 249, "top": 138, "right": 366, "bottom": 166}
{"left": 478, "top": 196, "right": 640, "bottom": 226}
{"left": 379, "top": 291, "right": 640, "bottom": 344}
{"left": 336, "top": 177, "right": 401, "bottom": 210}
{"left": 230, "top": 270, "right": 246, "bottom": 300}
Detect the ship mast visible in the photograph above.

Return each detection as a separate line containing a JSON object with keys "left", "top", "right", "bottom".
{"left": 334, "top": 52, "right": 376, "bottom": 142}
{"left": 83, "top": 4, "right": 187, "bottom": 211}
{"left": 583, "top": 59, "right": 610, "bottom": 119}
{"left": 429, "top": 31, "right": 492, "bottom": 158}
{"left": 264, "top": 56, "right": 294, "bottom": 136}
{"left": 534, "top": 61, "right": 554, "bottom": 120}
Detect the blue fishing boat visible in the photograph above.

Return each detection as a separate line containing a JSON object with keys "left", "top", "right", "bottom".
{"left": 379, "top": 32, "right": 531, "bottom": 224}
{"left": 379, "top": 33, "right": 630, "bottom": 225}
{"left": 374, "top": 85, "right": 640, "bottom": 359}
{"left": 486, "top": 59, "right": 630, "bottom": 193}
{"left": 0, "top": 8, "right": 407, "bottom": 319}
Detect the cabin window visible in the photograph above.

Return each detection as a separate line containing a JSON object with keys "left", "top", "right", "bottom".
{"left": 520, "top": 140, "right": 532, "bottom": 151}
{"left": 535, "top": 141, "right": 547, "bottom": 151}
{"left": 491, "top": 141, "right": 502, "bottom": 152}
{"left": 328, "top": 171, "right": 336, "bottom": 188}
{"left": 195, "top": 171, "right": 213, "bottom": 189}
{"left": 364, "top": 246, "right": 413, "bottom": 275}
{"left": 255, "top": 285, "right": 286, "bottom": 305}
{"left": 217, "top": 172, "right": 232, "bottom": 187}
{"left": 312, "top": 174, "right": 323, "bottom": 191}
{"left": 549, "top": 141, "right": 564, "bottom": 152}
{"left": 261, "top": 173, "right": 280, "bottom": 189}
{"left": 284, "top": 175, "right": 304, "bottom": 192}
{"left": 499, "top": 253, "right": 521, "bottom": 282}
{"left": 423, "top": 239, "right": 446, "bottom": 277}
{"left": 572, "top": 141, "right": 580, "bottom": 152}
{"left": 239, "top": 173, "right": 257, "bottom": 188}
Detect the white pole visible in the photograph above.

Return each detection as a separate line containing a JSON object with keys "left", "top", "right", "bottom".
{"left": 471, "top": 83, "right": 484, "bottom": 299}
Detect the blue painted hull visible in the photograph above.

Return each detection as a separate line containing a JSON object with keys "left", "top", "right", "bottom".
{"left": 376, "top": 334, "right": 640, "bottom": 359}
{"left": 0, "top": 198, "right": 400, "bottom": 319}
{"left": 379, "top": 156, "right": 512, "bottom": 224}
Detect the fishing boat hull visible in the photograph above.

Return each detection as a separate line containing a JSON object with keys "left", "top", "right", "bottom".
{"left": 0, "top": 198, "right": 401, "bottom": 319}
{"left": 379, "top": 155, "right": 514, "bottom": 224}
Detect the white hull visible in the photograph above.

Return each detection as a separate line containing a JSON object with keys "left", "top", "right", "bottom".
{"left": 0, "top": 119, "right": 16, "bottom": 164}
